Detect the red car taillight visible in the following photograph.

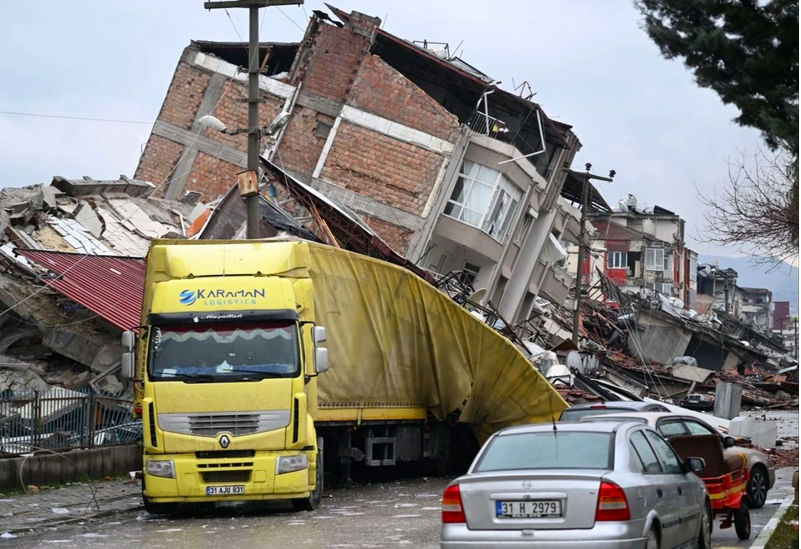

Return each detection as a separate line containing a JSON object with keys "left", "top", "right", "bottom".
{"left": 595, "top": 481, "right": 631, "bottom": 521}
{"left": 442, "top": 483, "right": 466, "bottom": 524}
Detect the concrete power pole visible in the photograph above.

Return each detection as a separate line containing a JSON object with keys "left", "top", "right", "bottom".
{"left": 204, "top": 0, "right": 303, "bottom": 239}
{"left": 571, "top": 164, "right": 615, "bottom": 345}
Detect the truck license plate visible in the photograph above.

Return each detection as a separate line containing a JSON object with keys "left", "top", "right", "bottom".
{"left": 206, "top": 485, "right": 245, "bottom": 496}
{"left": 496, "top": 500, "right": 561, "bottom": 518}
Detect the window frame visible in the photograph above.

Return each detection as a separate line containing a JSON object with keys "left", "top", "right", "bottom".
{"left": 689, "top": 257, "right": 698, "bottom": 281}
{"left": 515, "top": 209, "right": 536, "bottom": 245}
{"left": 444, "top": 160, "right": 522, "bottom": 242}
{"left": 656, "top": 419, "right": 688, "bottom": 439}
{"left": 460, "top": 261, "right": 481, "bottom": 286}
{"left": 607, "top": 251, "right": 628, "bottom": 269}
{"left": 645, "top": 248, "right": 665, "bottom": 271}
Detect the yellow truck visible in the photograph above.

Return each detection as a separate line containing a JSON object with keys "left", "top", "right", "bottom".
{"left": 121, "top": 239, "right": 565, "bottom": 514}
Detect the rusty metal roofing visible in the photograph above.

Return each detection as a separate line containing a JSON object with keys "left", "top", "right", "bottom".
{"left": 16, "top": 250, "right": 145, "bottom": 331}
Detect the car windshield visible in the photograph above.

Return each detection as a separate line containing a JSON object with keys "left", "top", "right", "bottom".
{"left": 474, "top": 431, "right": 613, "bottom": 472}
{"left": 560, "top": 407, "right": 637, "bottom": 421}
{"left": 148, "top": 321, "right": 299, "bottom": 381}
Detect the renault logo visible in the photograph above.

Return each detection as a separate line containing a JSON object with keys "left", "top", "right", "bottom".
{"left": 219, "top": 435, "right": 231, "bottom": 449}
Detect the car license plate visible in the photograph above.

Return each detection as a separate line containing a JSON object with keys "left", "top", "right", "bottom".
{"left": 206, "top": 485, "right": 244, "bottom": 496}
{"left": 496, "top": 500, "right": 561, "bottom": 518}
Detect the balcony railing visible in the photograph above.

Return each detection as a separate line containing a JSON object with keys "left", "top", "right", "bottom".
{"left": 467, "top": 110, "right": 509, "bottom": 139}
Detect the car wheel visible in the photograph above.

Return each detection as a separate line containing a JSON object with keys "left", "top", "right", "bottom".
{"left": 646, "top": 526, "right": 659, "bottom": 549}
{"left": 735, "top": 501, "right": 751, "bottom": 540}
{"left": 697, "top": 501, "right": 712, "bottom": 549}
{"left": 746, "top": 465, "right": 768, "bottom": 509}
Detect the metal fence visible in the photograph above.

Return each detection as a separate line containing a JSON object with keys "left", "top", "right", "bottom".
{"left": 0, "top": 388, "right": 141, "bottom": 457}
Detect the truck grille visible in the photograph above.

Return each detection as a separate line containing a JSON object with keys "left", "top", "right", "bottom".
{"left": 189, "top": 414, "right": 260, "bottom": 436}
{"left": 202, "top": 470, "right": 251, "bottom": 484}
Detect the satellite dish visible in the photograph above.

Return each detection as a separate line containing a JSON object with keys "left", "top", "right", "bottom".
{"left": 566, "top": 350, "right": 583, "bottom": 373}
{"left": 468, "top": 288, "right": 487, "bottom": 305}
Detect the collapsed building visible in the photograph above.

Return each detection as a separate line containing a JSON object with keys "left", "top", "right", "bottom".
{"left": 133, "top": 6, "right": 611, "bottom": 325}
{"left": 0, "top": 7, "right": 797, "bottom": 459}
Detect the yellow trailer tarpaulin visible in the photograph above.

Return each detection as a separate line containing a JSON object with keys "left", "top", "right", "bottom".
{"left": 306, "top": 243, "right": 567, "bottom": 431}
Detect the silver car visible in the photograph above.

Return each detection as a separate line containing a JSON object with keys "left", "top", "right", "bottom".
{"left": 440, "top": 422, "right": 712, "bottom": 549}
{"left": 579, "top": 412, "right": 776, "bottom": 509}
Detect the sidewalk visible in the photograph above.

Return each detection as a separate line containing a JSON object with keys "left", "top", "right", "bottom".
{"left": 0, "top": 477, "right": 142, "bottom": 538}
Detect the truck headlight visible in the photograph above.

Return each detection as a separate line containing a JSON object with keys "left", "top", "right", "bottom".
{"left": 276, "top": 454, "right": 308, "bottom": 475}
{"left": 146, "top": 460, "right": 175, "bottom": 479}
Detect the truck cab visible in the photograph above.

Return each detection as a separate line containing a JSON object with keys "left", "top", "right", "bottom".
{"left": 121, "top": 240, "right": 328, "bottom": 514}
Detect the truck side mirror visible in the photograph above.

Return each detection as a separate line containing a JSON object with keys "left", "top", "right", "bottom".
{"left": 312, "top": 326, "right": 327, "bottom": 345}
{"left": 315, "top": 347, "right": 329, "bottom": 374}
{"left": 121, "top": 352, "right": 135, "bottom": 380}
{"left": 121, "top": 330, "right": 135, "bottom": 352}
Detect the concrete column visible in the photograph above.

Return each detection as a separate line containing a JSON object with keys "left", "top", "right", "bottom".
{"left": 713, "top": 382, "right": 743, "bottom": 420}
{"left": 498, "top": 206, "right": 558, "bottom": 320}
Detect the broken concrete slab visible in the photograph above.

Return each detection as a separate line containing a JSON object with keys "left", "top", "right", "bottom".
{"left": 41, "top": 329, "right": 121, "bottom": 374}
{"left": 72, "top": 201, "right": 104, "bottom": 239}
{"left": 0, "top": 368, "right": 49, "bottom": 392}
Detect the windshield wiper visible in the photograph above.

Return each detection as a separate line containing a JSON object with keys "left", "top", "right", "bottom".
{"left": 174, "top": 373, "right": 217, "bottom": 383}
{"left": 223, "top": 368, "right": 291, "bottom": 378}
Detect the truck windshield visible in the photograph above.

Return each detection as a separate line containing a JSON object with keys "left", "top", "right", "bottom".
{"left": 148, "top": 321, "right": 300, "bottom": 381}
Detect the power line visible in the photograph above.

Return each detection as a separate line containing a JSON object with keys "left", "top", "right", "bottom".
{"left": 0, "top": 110, "right": 152, "bottom": 125}
{"left": 277, "top": 7, "right": 304, "bottom": 31}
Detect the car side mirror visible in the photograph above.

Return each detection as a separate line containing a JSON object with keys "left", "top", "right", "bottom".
{"left": 685, "top": 457, "right": 706, "bottom": 473}
{"left": 312, "top": 326, "right": 327, "bottom": 345}
{"left": 314, "top": 347, "right": 329, "bottom": 374}
{"left": 723, "top": 436, "right": 736, "bottom": 448}
{"left": 121, "top": 352, "right": 135, "bottom": 380}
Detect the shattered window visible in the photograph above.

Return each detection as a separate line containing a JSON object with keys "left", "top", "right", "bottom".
{"left": 445, "top": 161, "right": 522, "bottom": 241}
{"left": 515, "top": 211, "right": 536, "bottom": 244}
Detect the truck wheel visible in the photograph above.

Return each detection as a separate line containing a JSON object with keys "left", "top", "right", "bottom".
{"left": 142, "top": 477, "right": 178, "bottom": 516}
{"left": 735, "top": 501, "right": 751, "bottom": 540}
{"left": 292, "top": 450, "right": 322, "bottom": 512}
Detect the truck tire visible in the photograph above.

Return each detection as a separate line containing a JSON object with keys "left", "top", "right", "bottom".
{"left": 292, "top": 450, "right": 322, "bottom": 512}
{"left": 735, "top": 501, "right": 751, "bottom": 540}
{"left": 142, "top": 477, "right": 178, "bottom": 516}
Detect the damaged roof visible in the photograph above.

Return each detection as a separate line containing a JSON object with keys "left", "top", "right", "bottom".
{"left": 591, "top": 220, "right": 657, "bottom": 242}
{"left": 16, "top": 250, "right": 145, "bottom": 331}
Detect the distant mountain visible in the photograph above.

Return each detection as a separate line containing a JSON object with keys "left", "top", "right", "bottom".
{"left": 700, "top": 255, "right": 799, "bottom": 314}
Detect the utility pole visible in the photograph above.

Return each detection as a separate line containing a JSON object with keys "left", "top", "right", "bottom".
{"left": 204, "top": 0, "right": 303, "bottom": 239}
{"left": 572, "top": 164, "right": 615, "bottom": 345}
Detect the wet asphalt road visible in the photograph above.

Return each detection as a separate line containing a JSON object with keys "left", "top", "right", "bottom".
{"left": 4, "top": 477, "right": 450, "bottom": 549}
{"left": 3, "top": 468, "right": 796, "bottom": 549}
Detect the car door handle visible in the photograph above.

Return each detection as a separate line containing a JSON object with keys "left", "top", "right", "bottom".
{"left": 678, "top": 486, "right": 683, "bottom": 495}
{"left": 656, "top": 488, "right": 663, "bottom": 497}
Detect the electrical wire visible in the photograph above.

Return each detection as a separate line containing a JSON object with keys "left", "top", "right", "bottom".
{"left": 277, "top": 7, "right": 305, "bottom": 32}
{"left": 0, "top": 76, "right": 237, "bottom": 325}
{"left": 0, "top": 111, "right": 151, "bottom": 125}
{"left": 19, "top": 446, "right": 100, "bottom": 512}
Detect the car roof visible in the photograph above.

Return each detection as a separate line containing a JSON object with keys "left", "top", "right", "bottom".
{"left": 581, "top": 412, "right": 713, "bottom": 424}
{"left": 497, "top": 421, "right": 635, "bottom": 436}
{"left": 563, "top": 401, "right": 661, "bottom": 411}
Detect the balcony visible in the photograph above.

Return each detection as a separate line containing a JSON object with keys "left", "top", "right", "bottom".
{"left": 467, "top": 110, "right": 510, "bottom": 139}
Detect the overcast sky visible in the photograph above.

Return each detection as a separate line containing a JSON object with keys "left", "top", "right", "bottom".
{"left": 0, "top": 0, "right": 770, "bottom": 258}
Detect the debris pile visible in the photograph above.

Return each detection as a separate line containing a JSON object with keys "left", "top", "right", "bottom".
{"left": 0, "top": 177, "right": 198, "bottom": 395}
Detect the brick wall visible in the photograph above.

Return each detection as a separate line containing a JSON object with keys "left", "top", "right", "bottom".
{"left": 159, "top": 62, "right": 211, "bottom": 130}
{"left": 134, "top": 136, "right": 184, "bottom": 197}
{"left": 273, "top": 105, "right": 334, "bottom": 176}
{"left": 182, "top": 152, "right": 242, "bottom": 200}
{"left": 320, "top": 123, "right": 443, "bottom": 216}
{"left": 348, "top": 55, "right": 460, "bottom": 142}
{"left": 292, "top": 24, "right": 370, "bottom": 103}
{"left": 202, "top": 81, "right": 285, "bottom": 151}
{"left": 358, "top": 213, "right": 413, "bottom": 254}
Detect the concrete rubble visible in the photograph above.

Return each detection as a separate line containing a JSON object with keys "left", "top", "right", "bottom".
{"left": 0, "top": 176, "right": 198, "bottom": 397}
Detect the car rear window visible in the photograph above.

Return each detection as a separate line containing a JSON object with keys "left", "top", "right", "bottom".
{"left": 560, "top": 407, "right": 636, "bottom": 421}
{"left": 474, "top": 432, "right": 614, "bottom": 472}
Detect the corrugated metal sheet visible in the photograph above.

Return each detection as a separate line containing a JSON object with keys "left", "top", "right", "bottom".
{"left": 17, "top": 250, "right": 145, "bottom": 331}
